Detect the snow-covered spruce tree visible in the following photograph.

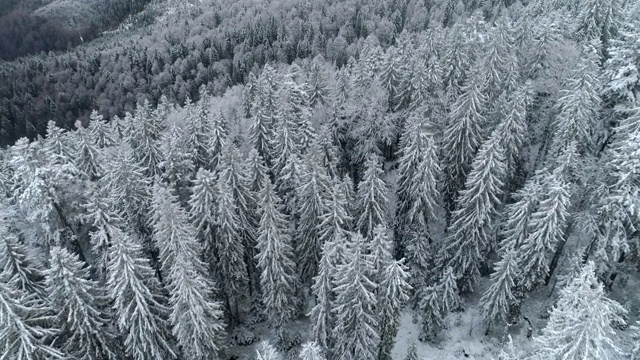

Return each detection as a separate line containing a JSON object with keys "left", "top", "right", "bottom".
{"left": 496, "top": 85, "right": 530, "bottom": 178}
{"left": 479, "top": 249, "right": 520, "bottom": 328}
{"left": 0, "top": 277, "right": 63, "bottom": 360}
{"left": 575, "top": 0, "right": 621, "bottom": 48}
{"left": 88, "top": 110, "right": 116, "bottom": 149}
{"left": 498, "top": 174, "right": 544, "bottom": 252}
{"left": 213, "top": 177, "right": 249, "bottom": 321}
{"left": 443, "top": 24, "right": 472, "bottom": 95}
{"left": 518, "top": 171, "right": 571, "bottom": 290}
{"left": 43, "top": 120, "right": 74, "bottom": 166}
{"left": 100, "top": 144, "right": 152, "bottom": 236}
{"left": 106, "top": 228, "right": 175, "bottom": 360}
{"left": 159, "top": 124, "right": 195, "bottom": 201}
{"left": 440, "top": 126, "right": 507, "bottom": 291}
{"left": 419, "top": 286, "right": 444, "bottom": 341}
{"left": 256, "top": 341, "right": 281, "bottom": 360}
{"left": 150, "top": 182, "right": 226, "bottom": 360}
{"left": 377, "top": 259, "right": 412, "bottom": 360}
{"left": 188, "top": 168, "right": 218, "bottom": 262}
{"left": 0, "top": 219, "right": 45, "bottom": 297}
{"left": 369, "top": 224, "right": 394, "bottom": 285}
{"left": 209, "top": 110, "right": 230, "bottom": 171}
{"left": 219, "top": 144, "right": 261, "bottom": 295}
{"left": 256, "top": 178, "right": 300, "bottom": 343}
{"left": 299, "top": 341, "right": 326, "bottom": 360}
{"left": 533, "top": 261, "right": 626, "bottom": 360}
{"left": 128, "top": 99, "right": 165, "bottom": 177}
{"left": 442, "top": 69, "right": 489, "bottom": 216}
{"left": 404, "top": 343, "right": 418, "bottom": 360}
{"left": 184, "top": 94, "right": 212, "bottom": 170}
{"left": 45, "top": 246, "right": 116, "bottom": 360}
{"left": 247, "top": 148, "right": 269, "bottom": 193}
{"left": 332, "top": 232, "right": 379, "bottom": 360}
{"left": 74, "top": 122, "right": 103, "bottom": 180}
{"left": 296, "top": 149, "right": 332, "bottom": 284}
{"left": 549, "top": 45, "right": 602, "bottom": 157}
{"left": 309, "top": 237, "right": 341, "bottom": 355}
{"left": 356, "top": 154, "right": 389, "bottom": 239}
{"left": 275, "top": 151, "right": 304, "bottom": 217}
{"left": 395, "top": 114, "right": 440, "bottom": 263}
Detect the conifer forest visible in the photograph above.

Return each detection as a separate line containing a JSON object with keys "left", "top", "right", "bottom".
{"left": 1, "top": 0, "right": 640, "bottom": 358}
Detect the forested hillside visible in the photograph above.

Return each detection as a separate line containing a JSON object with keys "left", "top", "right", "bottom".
{"left": 1, "top": 0, "right": 640, "bottom": 359}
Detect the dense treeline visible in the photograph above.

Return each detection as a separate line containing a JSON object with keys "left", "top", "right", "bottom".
{"left": 1, "top": 0, "right": 477, "bottom": 146}
{"left": 1, "top": 0, "right": 640, "bottom": 358}
{"left": 0, "top": 0, "right": 152, "bottom": 62}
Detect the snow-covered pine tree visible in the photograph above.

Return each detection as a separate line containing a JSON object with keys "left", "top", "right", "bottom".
{"left": 189, "top": 168, "right": 218, "bottom": 263}
{"left": 378, "top": 259, "right": 412, "bottom": 360}
{"left": 43, "top": 120, "right": 74, "bottom": 166}
{"left": 150, "top": 182, "right": 226, "bottom": 360}
{"left": 100, "top": 144, "right": 152, "bottom": 236}
{"left": 479, "top": 249, "right": 520, "bottom": 327}
{"left": 213, "top": 177, "right": 249, "bottom": 321}
{"left": 0, "top": 217, "right": 45, "bottom": 296}
{"left": 443, "top": 24, "right": 472, "bottom": 95}
{"left": 404, "top": 343, "right": 418, "bottom": 360}
{"left": 247, "top": 148, "right": 269, "bottom": 193}
{"left": 518, "top": 171, "right": 571, "bottom": 290}
{"left": 309, "top": 237, "right": 341, "bottom": 355}
{"left": 45, "top": 246, "right": 116, "bottom": 360}
{"left": 440, "top": 126, "right": 507, "bottom": 290}
{"left": 533, "top": 261, "right": 626, "bottom": 360}
{"left": 395, "top": 114, "right": 440, "bottom": 261}
{"left": 550, "top": 45, "right": 602, "bottom": 157}
{"left": 128, "top": 100, "right": 165, "bottom": 177}
{"left": 418, "top": 285, "right": 444, "bottom": 341}
{"left": 88, "top": 110, "right": 116, "bottom": 149}
{"left": 274, "top": 151, "right": 304, "bottom": 217}
{"left": 442, "top": 69, "right": 488, "bottom": 216}
{"left": 209, "top": 110, "right": 229, "bottom": 171}
{"left": 256, "top": 341, "right": 281, "bottom": 360}
{"left": 498, "top": 174, "right": 544, "bottom": 252}
{"left": 256, "top": 178, "right": 300, "bottom": 342}
{"left": 296, "top": 149, "right": 332, "bottom": 284}
{"left": 332, "top": 232, "right": 379, "bottom": 360}
{"left": 74, "top": 122, "right": 103, "bottom": 180}
{"left": 184, "top": 90, "right": 212, "bottom": 170}
{"left": 0, "top": 277, "right": 63, "bottom": 360}
{"left": 496, "top": 85, "right": 530, "bottom": 179}
{"left": 575, "top": 0, "right": 620, "bottom": 48}
{"left": 299, "top": 341, "right": 326, "bottom": 360}
{"left": 219, "top": 144, "right": 261, "bottom": 296}
{"left": 159, "top": 123, "right": 195, "bottom": 200}
{"left": 356, "top": 154, "right": 388, "bottom": 239}
{"left": 369, "top": 224, "right": 394, "bottom": 285}
{"left": 106, "top": 228, "right": 175, "bottom": 360}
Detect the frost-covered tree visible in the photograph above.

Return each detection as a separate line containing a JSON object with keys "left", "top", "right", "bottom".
{"left": 0, "top": 278, "right": 63, "bottom": 360}
{"left": 88, "top": 110, "right": 116, "bottom": 149}
{"left": 101, "top": 144, "right": 151, "bottom": 235}
{"left": 440, "top": 127, "right": 507, "bottom": 290}
{"left": 395, "top": 114, "right": 440, "bottom": 260}
{"left": 43, "top": 121, "right": 74, "bottom": 166}
{"left": 310, "top": 238, "right": 340, "bottom": 354}
{"left": 533, "top": 262, "right": 626, "bottom": 360}
{"left": 369, "top": 224, "right": 394, "bottom": 285}
{"left": 159, "top": 124, "right": 195, "bottom": 199}
{"left": 150, "top": 182, "right": 226, "bottom": 360}
{"left": 377, "top": 260, "right": 412, "bottom": 360}
{"left": 213, "top": 177, "right": 248, "bottom": 320}
{"left": 356, "top": 154, "right": 388, "bottom": 239}
{"left": 209, "top": 111, "right": 229, "bottom": 171}
{"left": 332, "top": 233, "right": 379, "bottom": 360}
{"left": 442, "top": 70, "right": 488, "bottom": 215}
{"left": 404, "top": 343, "right": 418, "bottom": 360}
{"left": 550, "top": 46, "right": 602, "bottom": 156}
{"left": 106, "top": 228, "right": 175, "bottom": 360}
{"left": 128, "top": 100, "right": 165, "bottom": 177}
{"left": 0, "top": 218, "right": 45, "bottom": 296}
{"left": 575, "top": 0, "right": 620, "bottom": 48}
{"left": 299, "top": 341, "right": 326, "bottom": 360}
{"left": 45, "top": 246, "right": 116, "bottom": 360}
{"left": 479, "top": 249, "right": 519, "bottom": 327}
{"left": 256, "top": 341, "right": 280, "bottom": 360}
{"left": 74, "top": 123, "right": 103, "bottom": 180}
{"left": 256, "top": 178, "right": 300, "bottom": 340}
{"left": 296, "top": 150, "right": 332, "bottom": 284}
{"left": 519, "top": 172, "right": 571, "bottom": 290}
{"left": 189, "top": 168, "right": 218, "bottom": 260}
{"left": 247, "top": 149, "right": 269, "bottom": 193}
